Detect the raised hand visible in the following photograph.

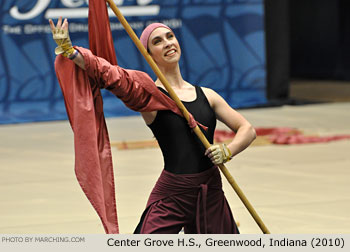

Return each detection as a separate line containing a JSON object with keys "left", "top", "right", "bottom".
{"left": 49, "top": 17, "right": 74, "bottom": 57}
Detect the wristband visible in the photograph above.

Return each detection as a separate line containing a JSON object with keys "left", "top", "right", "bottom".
{"left": 68, "top": 49, "right": 79, "bottom": 60}
{"left": 223, "top": 144, "right": 232, "bottom": 162}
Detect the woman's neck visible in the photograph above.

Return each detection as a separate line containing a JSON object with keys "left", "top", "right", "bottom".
{"left": 156, "top": 64, "right": 187, "bottom": 89}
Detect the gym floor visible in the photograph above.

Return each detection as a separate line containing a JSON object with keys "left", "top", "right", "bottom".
{"left": 0, "top": 83, "right": 349, "bottom": 234}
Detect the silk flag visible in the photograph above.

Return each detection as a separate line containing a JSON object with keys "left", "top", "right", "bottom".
{"left": 55, "top": 0, "right": 119, "bottom": 234}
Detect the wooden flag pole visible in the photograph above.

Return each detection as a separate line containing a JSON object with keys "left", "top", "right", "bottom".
{"left": 105, "top": 0, "right": 270, "bottom": 234}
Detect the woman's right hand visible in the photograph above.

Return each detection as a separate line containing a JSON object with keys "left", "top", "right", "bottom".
{"left": 49, "top": 17, "right": 74, "bottom": 57}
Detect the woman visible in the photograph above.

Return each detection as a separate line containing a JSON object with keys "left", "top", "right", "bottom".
{"left": 50, "top": 17, "right": 256, "bottom": 234}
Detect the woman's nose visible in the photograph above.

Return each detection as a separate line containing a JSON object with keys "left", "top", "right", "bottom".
{"left": 164, "top": 39, "right": 172, "bottom": 48}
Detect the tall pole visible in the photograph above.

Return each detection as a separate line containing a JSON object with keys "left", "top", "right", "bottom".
{"left": 105, "top": 0, "right": 270, "bottom": 234}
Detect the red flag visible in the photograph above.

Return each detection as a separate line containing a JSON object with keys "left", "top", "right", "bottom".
{"left": 84, "top": 0, "right": 119, "bottom": 234}
{"left": 55, "top": 56, "right": 119, "bottom": 234}
{"left": 88, "top": 0, "right": 117, "bottom": 65}
{"left": 54, "top": 0, "right": 119, "bottom": 234}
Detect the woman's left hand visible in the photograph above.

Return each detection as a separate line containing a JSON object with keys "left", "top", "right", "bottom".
{"left": 205, "top": 143, "right": 232, "bottom": 165}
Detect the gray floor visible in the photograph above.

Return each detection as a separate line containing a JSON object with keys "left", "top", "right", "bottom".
{"left": 0, "top": 102, "right": 349, "bottom": 234}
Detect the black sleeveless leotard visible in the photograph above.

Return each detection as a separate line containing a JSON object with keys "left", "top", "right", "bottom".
{"left": 148, "top": 85, "right": 217, "bottom": 174}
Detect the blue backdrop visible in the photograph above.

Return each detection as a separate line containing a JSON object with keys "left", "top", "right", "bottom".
{"left": 0, "top": 0, "right": 267, "bottom": 124}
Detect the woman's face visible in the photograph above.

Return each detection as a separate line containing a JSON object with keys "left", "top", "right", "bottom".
{"left": 148, "top": 27, "right": 181, "bottom": 67}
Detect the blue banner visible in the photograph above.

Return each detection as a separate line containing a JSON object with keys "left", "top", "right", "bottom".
{"left": 0, "top": 0, "right": 267, "bottom": 124}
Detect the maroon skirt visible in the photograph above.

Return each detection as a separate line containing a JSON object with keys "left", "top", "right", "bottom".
{"left": 134, "top": 167, "right": 239, "bottom": 234}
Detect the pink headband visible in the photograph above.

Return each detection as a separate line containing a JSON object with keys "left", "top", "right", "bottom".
{"left": 140, "top": 23, "right": 172, "bottom": 50}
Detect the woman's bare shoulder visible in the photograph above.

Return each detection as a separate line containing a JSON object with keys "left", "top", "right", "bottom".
{"left": 200, "top": 86, "right": 222, "bottom": 106}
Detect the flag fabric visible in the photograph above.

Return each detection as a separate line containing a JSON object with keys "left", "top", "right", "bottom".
{"left": 55, "top": 55, "right": 119, "bottom": 234}
{"left": 88, "top": 0, "right": 117, "bottom": 65}
{"left": 54, "top": 0, "right": 120, "bottom": 234}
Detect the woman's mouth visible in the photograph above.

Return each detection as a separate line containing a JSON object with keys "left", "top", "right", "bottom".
{"left": 165, "top": 49, "right": 176, "bottom": 56}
